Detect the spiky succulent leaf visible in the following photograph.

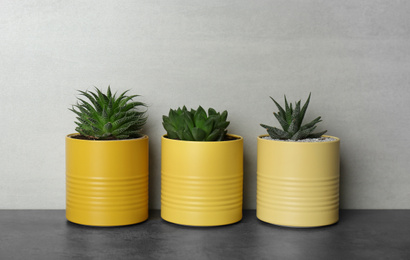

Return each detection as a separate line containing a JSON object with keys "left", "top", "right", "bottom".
{"left": 284, "top": 96, "right": 293, "bottom": 125}
{"left": 287, "top": 101, "right": 301, "bottom": 135}
{"left": 162, "top": 106, "right": 230, "bottom": 141}
{"left": 273, "top": 112, "right": 288, "bottom": 131}
{"left": 299, "top": 93, "right": 311, "bottom": 125}
{"left": 261, "top": 93, "right": 326, "bottom": 141}
{"left": 70, "top": 86, "right": 147, "bottom": 140}
{"left": 260, "top": 124, "right": 291, "bottom": 139}
{"left": 300, "top": 117, "right": 321, "bottom": 130}
{"left": 307, "top": 130, "right": 328, "bottom": 139}
{"left": 270, "top": 96, "right": 286, "bottom": 120}
{"left": 290, "top": 126, "right": 317, "bottom": 141}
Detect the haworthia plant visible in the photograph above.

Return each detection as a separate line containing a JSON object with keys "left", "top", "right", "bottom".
{"left": 69, "top": 86, "right": 147, "bottom": 140}
{"left": 162, "top": 106, "right": 229, "bottom": 141}
{"left": 260, "top": 93, "right": 327, "bottom": 141}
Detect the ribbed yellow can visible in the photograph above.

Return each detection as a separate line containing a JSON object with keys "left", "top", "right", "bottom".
{"left": 161, "top": 134, "right": 243, "bottom": 226}
{"left": 66, "top": 134, "right": 149, "bottom": 226}
{"left": 257, "top": 135, "right": 340, "bottom": 227}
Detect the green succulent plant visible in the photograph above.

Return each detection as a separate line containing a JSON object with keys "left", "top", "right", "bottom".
{"left": 260, "top": 93, "right": 327, "bottom": 141}
{"left": 69, "top": 86, "right": 147, "bottom": 140}
{"left": 162, "top": 106, "right": 230, "bottom": 141}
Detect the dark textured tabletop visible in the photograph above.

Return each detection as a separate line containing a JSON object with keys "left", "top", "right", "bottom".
{"left": 1, "top": 210, "right": 409, "bottom": 260}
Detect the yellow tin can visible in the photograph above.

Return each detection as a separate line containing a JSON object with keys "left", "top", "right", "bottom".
{"left": 257, "top": 135, "right": 340, "bottom": 227}
{"left": 66, "top": 134, "right": 149, "bottom": 226}
{"left": 161, "top": 134, "right": 243, "bottom": 226}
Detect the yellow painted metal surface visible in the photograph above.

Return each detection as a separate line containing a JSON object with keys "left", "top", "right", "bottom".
{"left": 66, "top": 134, "right": 149, "bottom": 226}
{"left": 257, "top": 135, "right": 340, "bottom": 227}
{"left": 161, "top": 134, "right": 243, "bottom": 226}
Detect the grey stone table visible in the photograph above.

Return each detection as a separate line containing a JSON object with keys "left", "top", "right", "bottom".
{"left": 0, "top": 210, "right": 409, "bottom": 260}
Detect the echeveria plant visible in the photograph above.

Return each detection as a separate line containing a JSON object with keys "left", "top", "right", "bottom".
{"left": 162, "top": 106, "right": 229, "bottom": 141}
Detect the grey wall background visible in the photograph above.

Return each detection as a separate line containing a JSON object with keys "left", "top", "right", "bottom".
{"left": 1, "top": 0, "right": 409, "bottom": 209}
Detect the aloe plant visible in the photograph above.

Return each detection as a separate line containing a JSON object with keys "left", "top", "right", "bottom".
{"left": 260, "top": 93, "right": 327, "bottom": 141}
{"left": 162, "top": 106, "right": 229, "bottom": 141}
{"left": 69, "top": 86, "right": 147, "bottom": 140}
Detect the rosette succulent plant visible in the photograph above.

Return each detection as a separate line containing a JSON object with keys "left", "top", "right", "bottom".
{"left": 261, "top": 93, "right": 327, "bottom": 141}
{"left": 70, "top": 86, "right": 147, "bottom": 140}
{"left": 162, "top": 106, "right": 229, "bottom": 141}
